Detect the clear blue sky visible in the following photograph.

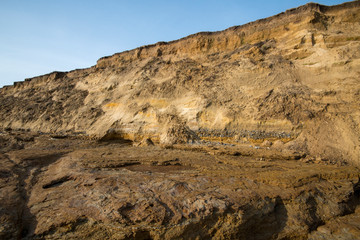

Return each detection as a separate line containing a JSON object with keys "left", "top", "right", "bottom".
{"left": 0, "top": 0, "right": 348, "bottom": 87}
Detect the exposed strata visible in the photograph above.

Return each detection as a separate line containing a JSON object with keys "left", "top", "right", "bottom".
{"left": 1, "top": 1, "right": 360, "bottom": 239}
{"left": 1, "top": 1, "right": 360, "bottom": 165}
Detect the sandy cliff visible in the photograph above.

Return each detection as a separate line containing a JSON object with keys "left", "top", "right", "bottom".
{"left": 1, "top": 1, "right": 360, "bottom": 165}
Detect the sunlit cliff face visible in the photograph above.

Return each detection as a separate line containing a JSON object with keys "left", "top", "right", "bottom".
{"left": 1, "top": 2, "right": 360, "bottom": 165}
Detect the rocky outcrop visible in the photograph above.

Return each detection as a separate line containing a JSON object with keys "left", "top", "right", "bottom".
{"left": 0, "top": 130, "right": 359, "bottom": 239}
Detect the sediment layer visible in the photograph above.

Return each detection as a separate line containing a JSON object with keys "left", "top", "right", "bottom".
{"left": 0, "top": 1, "right": 359, "bottom": 166}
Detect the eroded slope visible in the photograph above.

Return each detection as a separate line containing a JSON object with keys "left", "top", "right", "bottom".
{"left": 0, "top": 2, "right": 359, "bottom": 165}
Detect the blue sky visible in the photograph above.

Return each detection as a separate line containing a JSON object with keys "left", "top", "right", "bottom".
{"left": 0, "top": 0, "right": 348, "bottom": 87}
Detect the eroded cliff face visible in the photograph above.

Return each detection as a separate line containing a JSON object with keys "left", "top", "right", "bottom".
{"left": 1, "top": 1, "right": 360, "bottom": 165}
{"left": 1, "top": 2, "right": 360, "bottom": 239}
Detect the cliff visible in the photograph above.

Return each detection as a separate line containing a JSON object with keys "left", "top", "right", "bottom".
{"left": 1, "top": 1, "right": 360, "bottom": 165}
{"left": 1, "top": 1, "right": 360, "bottom": 239}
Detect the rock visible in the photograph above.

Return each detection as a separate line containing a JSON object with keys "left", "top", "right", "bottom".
{"left": 0, "top": 132, "right": 359, "bottom": 239}
{"left": 272, "top": 140, "right": 285, "bottom": 149}
{"left": 0, "top": 132, "right": 360, "bottom": 239}
{"left": 308, "top": 206, "right": 360, "bottom": 240}
{"left": 160, "top": 124, "right": 200, "bottom": 145}
{"left": 284, "top": 140, "right": 306, "bottom": 152}
{"left": 0, "top": 134, "right": 24, "bottom": 152}
{"left": 261, "top": 140, "right": 272, "bottom": 147}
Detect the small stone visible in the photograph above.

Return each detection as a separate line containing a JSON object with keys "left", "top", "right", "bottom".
{"left": 261, "top": 140, "right": 272, "bottom": 147}
{"left": 272, "top": 140, "right": 284, "bottom": 149}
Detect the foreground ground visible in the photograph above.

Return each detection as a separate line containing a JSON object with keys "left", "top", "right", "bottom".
{"left": 0, "top": 129, "right": 359, "bottom": 239}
